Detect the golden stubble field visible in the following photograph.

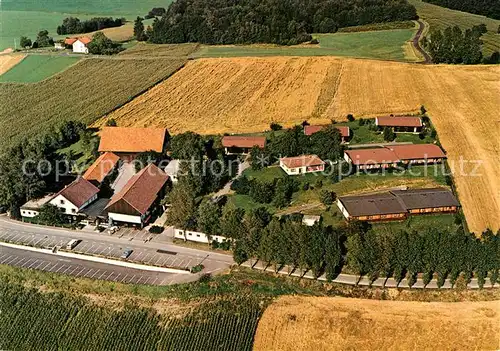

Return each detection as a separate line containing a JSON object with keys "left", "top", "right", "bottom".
{"left": 0, "top": 54, "right": 25, "bottom": 75}
{"left": 98, "top": 57, "right": 500, "bottom": 233}
{"left": 253, "top": 295, "right": 500, "bottom": 351}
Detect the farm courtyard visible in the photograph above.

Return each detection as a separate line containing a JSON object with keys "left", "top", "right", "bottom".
{"left": 97, "top": 57, "right": 500, "bottom": 234}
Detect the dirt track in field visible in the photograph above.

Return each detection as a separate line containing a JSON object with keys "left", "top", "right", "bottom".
{"left": 253, "top": 296, "right": 500, "bottom": 351}
{"left": 97, "top": 57, "right": 500, "bottom": 233}
{"left": 0, "top": 54, "right": 25, "bottom": 75}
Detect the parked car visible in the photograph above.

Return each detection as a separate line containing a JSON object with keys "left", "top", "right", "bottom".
{"left": 65, "top": 239, "right": 81, "bottom": 250}
{"left": 121, "top": 248, "right": 133, "bottom": 259}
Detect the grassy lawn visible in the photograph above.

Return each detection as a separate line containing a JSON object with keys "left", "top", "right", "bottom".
{"left": 0, "top": 55, "right": 80, "bottom": 83}
{"left": 57, "top": 135, "right": 97, "bottom": 171}
{"left": 408, "top": 0, "right": 500, "bottom": 56}
{"left": 194, "top": 28, "right": 417, "bottom": 61}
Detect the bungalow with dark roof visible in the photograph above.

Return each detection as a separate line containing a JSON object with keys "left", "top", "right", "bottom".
{"left": 49, "top": 177, "right": 99, "bottom": 218}
{"left": 375, "top": 116, "right": 423, "bottom": 133}
{"left": 344, "top": 144, "right": 446, "bottom": 170}
{"left": 337, "top": 187, "right": 459, "bottom": 221}
{"left": 105, "top": 164, "right": 169, "bottom": 226}
{"left": 98, "top": 127, "right": 169, "bottom": 162}
{"left": 279, "top": 155, "right": 325, "bottom": 175}
{"left": 222, "top": 136, "right": 266, "bottom": 154}
{"left": 303, "top": 125, "right": 351, "bottom": 143}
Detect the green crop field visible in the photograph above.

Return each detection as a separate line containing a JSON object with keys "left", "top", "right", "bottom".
{"left": 0, "top": 55, "right": 80, "bottom": 83}
{"left": 0, "top": 0, "right": 171, "bottom": 51}
{"left": 0, "top": 57, "right": 186, "bottom": 149}
{"left": 409, "top": 0, "right": 500, "bottom": 56}
{"left": 193, "top": 28, "right": 417, "bottom": 61}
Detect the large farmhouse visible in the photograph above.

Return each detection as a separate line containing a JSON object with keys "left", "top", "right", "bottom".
{"left": 375, "top": 116, "right": 423, "bottom": 133}
{"left": 105, "top": 164, "right": 169, "bottom": 227}
{"left": 303, "top": 125, "right": 350, "bottom": 143}
{"left": 337, "top": 188, "right": 460, "bottom": 221}
{"left": 280, "top": 155, "right": 325, "bottom": 175}
{"left": 98, "top": 127, "right": 169, "bottom": 161}
{"left": 344, "top": 144, "right": 446, "bottom": 170}
{"left": 222, "top": 135, "right": 266, "bottom": 154}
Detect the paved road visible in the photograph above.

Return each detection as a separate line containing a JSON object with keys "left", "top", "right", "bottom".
{"left": 0, "top": 246, "right": 193, "bottom": 285}
{"left": 0, "top": 217, "right": 233, "bottom": 275}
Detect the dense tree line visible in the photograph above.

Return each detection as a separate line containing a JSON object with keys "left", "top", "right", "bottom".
{"left": 148, "top": 0, "right": 417, "bottom": 45}
{"left": 57, "top": 17, "right": 125, "bottom": 35}
{"left": 424, "top": 25, "right": 490, "bottom": 64}
{"left": 424, "top": 0, "right": 500, "bottom": 20}
{"left": 231, "top": 176, "right": 300, "bottom": 208}
{"left": 0, "top": 121, "right": 87, "bottom": 217}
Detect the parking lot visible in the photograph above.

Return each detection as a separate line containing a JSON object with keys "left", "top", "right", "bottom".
{"left": 0, "top": 228, "right": 206, "bottom": 270}
{"left": 0, "top": 246, "right": 183, "bottom": 285}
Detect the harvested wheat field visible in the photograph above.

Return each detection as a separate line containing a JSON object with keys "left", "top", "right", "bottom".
{"left": 98, "top": 57, "right": 500, "bottom": 233}
{"left": 254, "top": 296, "right": 500, "bottom": 351}
{"left": 0, "top": 54, "right": 25, "bottom": 75}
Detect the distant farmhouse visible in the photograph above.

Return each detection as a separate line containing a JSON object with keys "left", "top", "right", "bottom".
{"left": 344, "top": 144, "right": 446, "bottom": 170}
{"left": 303, "top": 125, "right": 350, "bottom": 143}
{"left": 375, "top": 116, "right": 423, "bottom": 133}
{"left": 64, "top": 37, "right": 92, "bottom": 54}
{"left": 279, "top": 155, "right": 325, "bottom": 175}
{"left": 98, "top": 126, "right": 169, "bottom": 161}
{"left": 337, "top": 188, "right": 460, "bottom": 222}
{"left": 222, "top": 135, "right": 266, "bottom": 154}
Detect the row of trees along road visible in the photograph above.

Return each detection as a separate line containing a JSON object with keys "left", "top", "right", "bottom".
{"left": 146, "top": 0, "right": 417, "bottom": 45}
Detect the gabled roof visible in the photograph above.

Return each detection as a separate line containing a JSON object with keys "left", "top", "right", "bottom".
{"left": 304, "top": 125, "right": 350, "bottom": 137}
{"left": 387, "top": 144, "right": 446, "bottom": 160}
{"left": 280, "top": 155, "right": 325, "bottom": 169}
{"left": 345, "top": 148, "right": 399, "bottom": 165}
{"left": 376, "top": 116, "right": 422, "bottom": 128}
{"left": 105, "top": 164, "right": 169, "bottom": 215}
{"left": 52, "top": 177, "right": 99, "bottom": 208}
{"left": 98, "top": 127, "right": 168, "bottom": 153}
{"left": 222, "top": 136, "right": 266, "bottom": 148}
{"left": 391, "top": 188, "right": 459, "bottom": 209}
{"left": 83, "top": 152, "right": 120, "bottom": 183}
{"left": 77, "top": 37, "right": 92, "bottom": 45}
{"left": 339, "top": 192, "right": 406, "bottom": 216}
{"left": 64, "top": 38, "right": 77, "bottom": 45}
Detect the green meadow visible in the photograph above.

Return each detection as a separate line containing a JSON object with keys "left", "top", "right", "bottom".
{"left": 0, "top": 55, "right": 80, "bottom": 83}
{"left": 194, "top": 28, "right": 417, "bottom": 61}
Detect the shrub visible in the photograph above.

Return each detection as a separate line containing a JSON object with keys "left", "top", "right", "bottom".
{"left": 310, "top": 38, "right": 319, "bottom": 44}
{"left": 149, "top": 225, "right": 164, "bottom": 234}
{"left": 358, "top": 118, "right": 365, "bottom": 126}
{"left": 190, "top": 264, "right": 204, "bottom": 273}
{"left": 315, "top": 179, "right": 323, "bottom": 189}
{"left": 231, "top": 176, "right": 251, "bottom": 194}
{"left": 303, "top": 182, "right": 310, "bottom": 191}
{"left": 347, "top": 114, "right": 355, "bottom": 122}
{"left": 270, "top": 122, "right": 283, "bottom": 131}
{"left": 319, "top": 190, "right": 336, "bottom": 205}
{"left": 383, "top": 127, "right": 396, "bottom": 141}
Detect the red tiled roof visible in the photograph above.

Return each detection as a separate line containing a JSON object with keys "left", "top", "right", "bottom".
{"left": 345, "top": 148, "right": 399, "bottom": 165}
{"left": 53, "top": 178, "right": 99, "bottom": 208}
{"left": 376, "top": 116, "right": 422, "bottom": 128}
{"left": 105, "top": 164, "right": 169, "bottom": 215}
{"left": 303, "top": 125, "right": 350, "bottom": 137}
{"left": 98, "top": 127, "right": 168, "bottom": 153}
{"left": 280, "top": 155, "right": 325, "bottom": 169}
{"left": 64, "top": 38, "right": 77, "bottom": 45}
{"left": 83, "top": 152, "right": 120, "bottom": 183}
{"left": 78, "top": 37, "right": 92, "bottom": 45}
{"left": 387, "top": 144, "right": 446, "bottom": 160}
{"left": 222, "top": 136, "right": 266, "bottom": 148}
